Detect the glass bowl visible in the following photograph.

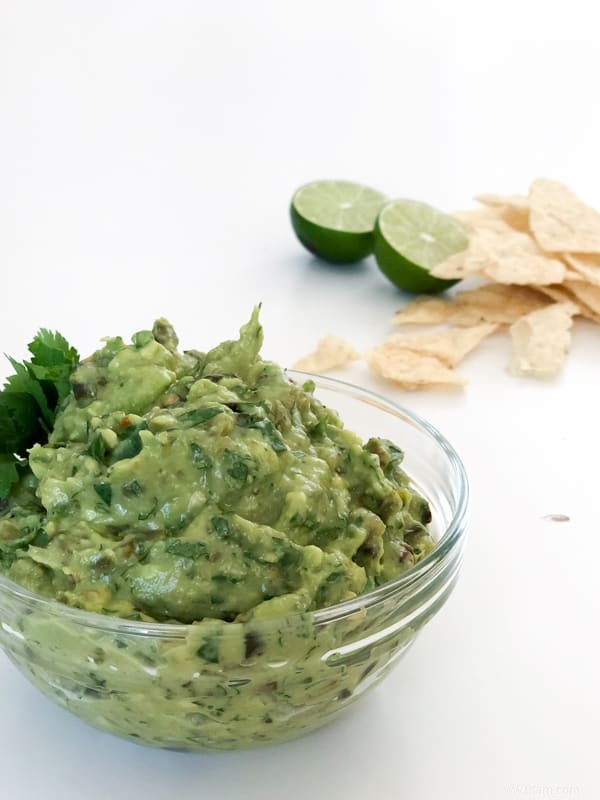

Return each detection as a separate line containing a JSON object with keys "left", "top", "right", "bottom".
{"left": 0, "top": 372, "right": 468, "bottom": 751}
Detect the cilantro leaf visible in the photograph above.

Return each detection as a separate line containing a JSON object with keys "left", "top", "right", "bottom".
{"left": 0, "top": 455, "right": 20, "bottom": 500}
{"left": 236, "top": 414, "right": 287, "bottom": 452}
{"left": 111, "top": 422, "right": 146, "bottom": 463}
{"left": 86, "top": 433, "right": 107, "bottom": 462}
{"left": 27, "top": 328, "right": 79, "bottom": 411}
{"left": 93, "top": 481, "right": 112, "bottom": 506}
{"left": 0, "top": 328, "right": 79, "bottom": 499}
{"left": 28, "top": 329, "right": 78, "bottom": 367}
{"left": 165, "top": 539, "right": 207, "bottom": 559}
{"left": 0, "top": 392, "right": 44, "bottom": 454}
{"left": 4, "top": 357, "right": 53, "bottom": 426}
{"left": 179, "top": 406, "right": 224, "bottom": 427}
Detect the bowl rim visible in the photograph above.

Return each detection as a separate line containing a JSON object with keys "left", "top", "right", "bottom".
{"left": 0, "top": 371, "right": 469, "bottom": 636}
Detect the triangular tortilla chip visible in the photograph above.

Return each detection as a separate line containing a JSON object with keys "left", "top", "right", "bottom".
{"left": 563, "top": 253, "right": 600, "bottom": 287}
{"left": 509, "top": 303, "right": 576, "bottom": 378}
{"left": 368, "top": 345, "right": 465, "bottom": 390}
{"left": 294, "top": 336, "right": 359, "bottom": 373}
{"left": 475, "top": 193, "right": 530, "bottom": 232}
{"left": 382, "top": 323, "right": 497, "bottom": 367}
{"left": 529, "top": 179, "right": 600, "bottom": 253}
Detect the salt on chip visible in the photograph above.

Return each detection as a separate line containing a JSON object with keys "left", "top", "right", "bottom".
{"left": 529, "top": 179, "right": 600, "bottom": 254}
{"left": 563, "top": 253, "right": 600, "bottom": 287}
{"left": 509, "top": 303, "right": 576, "bottom": 379}
{"left": 383, "top": 323, "right": 497, "bottom": 368}
{"left": 368, "top": 345, "right": 465, "bottom": 390}
{"left": 294, "top": 336, "right": 359, "bottom": 373}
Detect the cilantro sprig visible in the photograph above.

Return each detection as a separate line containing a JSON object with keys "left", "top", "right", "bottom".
{"left": 0, "top": 329, "right": 79, "bottom": 498}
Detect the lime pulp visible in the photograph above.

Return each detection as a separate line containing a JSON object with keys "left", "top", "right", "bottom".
{"left": 291, "top": 180, "right": 387, "bottom": 264}
{"left": 374, "top": 199, "right": 468, "bottom": 294}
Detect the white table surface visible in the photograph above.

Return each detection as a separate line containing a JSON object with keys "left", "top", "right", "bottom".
{"left": 1, "top": 2, "right": 599, "bottom": 798}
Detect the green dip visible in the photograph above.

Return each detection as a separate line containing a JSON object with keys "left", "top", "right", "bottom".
{"left": 0, "top": 309, "right": 433, "bottom": 622}
{"left": 0, "top": 310, "right": 435, "bottom": 749}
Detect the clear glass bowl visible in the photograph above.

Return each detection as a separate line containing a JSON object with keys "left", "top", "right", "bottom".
{"left": 0, "top": 373, "right": 468, "bottom": 751}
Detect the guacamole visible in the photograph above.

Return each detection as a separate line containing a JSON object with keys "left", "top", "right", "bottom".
{"left": 0, "top": 309, "right": 434, "bottom": 623}
{"left": 0, "top": 310, "right": 439, "bottom": 750}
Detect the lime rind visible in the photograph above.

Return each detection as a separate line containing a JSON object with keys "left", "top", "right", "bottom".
{"left": 374, "top": 199, "right": 468, "bottom": 294}
{"left": 378, "top": 199, "right": 468, "bottom": 268}
{"left": 374, "top": 229, "right": 458, "bottom": 294}
{"left": 291, "top": 179, "right": 387, "bottom": 264}
{"left": 290, "top": 206, "right": 374, "bottom": 264}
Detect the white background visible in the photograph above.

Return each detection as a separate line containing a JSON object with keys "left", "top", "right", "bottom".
{"left": 1, "top": 2, "right": 599, "bottom": 798}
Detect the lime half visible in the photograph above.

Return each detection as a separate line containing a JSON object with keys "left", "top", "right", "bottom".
{"left": 291, "top": 180, "right": 387, "bottom": 264}
{"left": 374, "top": 199, "right": 468, "bottom": 293}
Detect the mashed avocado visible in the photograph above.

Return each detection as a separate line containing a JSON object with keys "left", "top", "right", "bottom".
{"left": 0, "top": 309, "right": 433, "bottom": 623}
{"left": 0, "top": 311, "right": 439, "bottom": 750}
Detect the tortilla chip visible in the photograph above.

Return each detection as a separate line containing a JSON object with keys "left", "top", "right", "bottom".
{"left": 532, "top": 284, "right": 600, "bottom": 323}
{"left": 476, "top": 193, "right": 529, "bottom": 212}
{"left": 392, "top": 296, "right": 454, "bottom": 325}
{"left": 461, "top": 228, "right": 566, "bottom": 285}
{"left": 294, "top": 336, "right": 359, "bottom": 373}
{"left": 452, "top": 284, "right": 550, "bottom": 323}
{"left": 533, "top": 284, "right": 579, "bottom": 305}
{"left": 452, "top": 208, "right": 516, "bottom": 235}
{"left": 564, "top": 280, "right": 600, "bottom": 316}
{"left": 529, "top": 179, "right": 600, "bottom": 253}
{"left": 393, "top": 284, "right": 549, "bottom": 328}
{"left": 383, "top": 323, "right": 497, "bottom": 367}
{"left": 475, "top": 193, "right": 530, "bottom": 232}
{"left": 368, "top": 345, "right": 465, "bottom": 390}
{"left": 562, "top": 267, "right": 585, "bottom": 282}
{"left": 563, "top": 253, "right": 600, "bottom": 287}
{"left": 431, "top": 228, "right": 500, "bottom": 279}
{"left": 483, "top": 251, "right": 566, "bottom": 285}
{"left": 430, "top": 248, "right": 483, "bottom": 279}
{"left": 477, "top": 228, "right": 539, "bottom": 254}
{"left": 432, "top": 228, "right": 564, "bottom": 284}
{"left": 535, "top": 281, "right": 600, "bottom": 324}
{"left": 392, "top": 180, "right": 600, "bottom": 387}
{"left": 509, "top": 303, "right": 575, "bottom": 379}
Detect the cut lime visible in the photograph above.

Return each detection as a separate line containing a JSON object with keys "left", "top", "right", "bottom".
{"left": 291, "top": 180, "right": 387, "bottom": 264}
{"left": 374, "top": 199, "right": 468, "bottom": 293}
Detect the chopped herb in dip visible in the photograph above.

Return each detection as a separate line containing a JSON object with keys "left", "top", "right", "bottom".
{"left": 0, "top": 310, "right": 434, "bottom": 623}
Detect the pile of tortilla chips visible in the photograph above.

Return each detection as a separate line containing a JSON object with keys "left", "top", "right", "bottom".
{"left": 295, "top": 179, "right": 600, "bottom": 389}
